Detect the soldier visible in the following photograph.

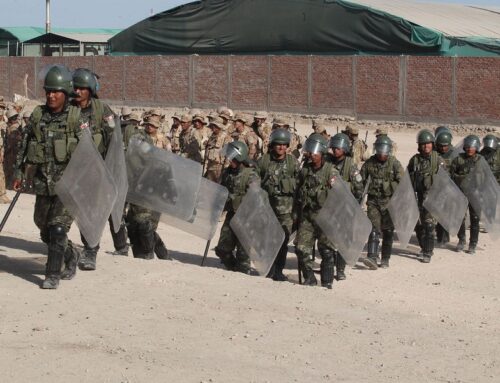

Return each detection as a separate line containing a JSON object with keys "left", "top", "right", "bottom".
{"left": 328, "top": 133, "right": 364, "bottom": 277}
{"left": 313, "top": 122, "right": 330, "bottom": 142}
{"left": 346, "top": 126, "right": 369, "bottom": 166}
{"left": 273, "top": 118, "right": 303, "bottom": 159}
{"left": 449, "top": 135, "right": 484, "bottom": 254}
{"left": 296, "top": 133, "right": 340, "bottom": 288}
{"left": 215, "top": 141, "right": 260, "bottom": 273}
{"left": 192, "top": 114, "right": 211, "bottom": 160}
{"left": 179, "top": 113, "right": 203, "bottom": 163}
{"left": 219, "top": 108, "right": 234, "bottom": 135}
{"left": 21, "top": 110, "right": 31, "bottom": 129}
{"left": 120, "top": 106, "right": 132, "bottom": 121}
{"left": 122, "top": 111, "right": 142, "bottom": 148}
{"left": 169, "top": 113, "right": 182, "bottom": 154}
{"left": 70, "top": 67, "right": 127, "bottom": 270}
{"left": 143, "top": 118, "right": 171, "bottom": 150}
{"left": 407, "top": 129, "right": 443, "bottom": 263}
{"left": 126, "top": 129, "right": 171, "bottom": 261}
{"left": 0, "top": 126, "right": 9, "bottom": 203}
{"left": 435, "top": 130, "right": 454, "bottom": 246}
{"left": 207, "top": 111, "right": 219, "bottom": 123}
{"left": 256, "top": 128, "right": 300, "bottom": 281}
{"left": 360, "top": 136, "right": 404, "bottom": 269}
{"left": 252, "top": 111, "right": 272, "bottom": 156}
{"left": 13, "top": 65, "right": 82, "bottom": 289}
{"left": 375, "top": 127, "right": 398, "bottom": 156}
{"left": 204, "top": 117, "right": 231, "bottom": 182}
{"left": 232, "top": 113, "right": 259, "bottom": 161}
{"left": 3, "top": 109, "right": 22, "bottom": 188}
{"left": 480, "top": 134, "right": 500, "bottom": 183}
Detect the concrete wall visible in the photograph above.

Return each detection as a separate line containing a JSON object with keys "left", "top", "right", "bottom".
{"left": 1, "top": 55, "right": 499, "bottom": 124}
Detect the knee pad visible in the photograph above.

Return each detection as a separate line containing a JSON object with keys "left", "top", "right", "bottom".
{"left": 49, "top": 225, "right": 66, "bottom": 243}
{"left": 368, "top": 229, "right": 380, "bottom": 242}
{"left": 424, "top": 222, "right": 434, "bottom": 235}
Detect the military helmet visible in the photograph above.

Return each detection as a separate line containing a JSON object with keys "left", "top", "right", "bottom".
{"left": 375, "top": 127, "right": 388, "bottom": 136}
{"left": 417, "top": 129, "right": 435, "bottom": 144}
{"left": 463, "top": 135, "right": 481, "bottom": 151}
{"left": 222, "top": 141, "right": 249, "bottom": 163}
{"left": 329, "top": 133, "right": 350, "bottom": 154}
{"left": 6, "top": 109, "right": 18, "bottom": 120}
{"left": 435, "top": 131, "right": 452, "bottom": 146}
{"left": 373, "top": 135, "right": 392, "bottom": 155}
{"left": 121, "top": 106, "right": 132, "bottom": 116}
{"left": 482, "top": 134, "right": 498, "bottom": 150}
{"left": 435, "top": 125, "right": 451, "bottom": 138}
{"left": 72, "top": 68, "right": 99, "bottom": 96}
{"left": 43, "top": 65, "right": 73, "bottom": 95}
{"left": 269, "top": 128, "right": 291, "bottom": 146}
{"left": 303, "top": 133, "right": 328, "bottom": 154}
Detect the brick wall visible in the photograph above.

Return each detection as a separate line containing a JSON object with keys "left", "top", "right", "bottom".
{"left": 1, "top": 55, "right": 499, "bottom": 124}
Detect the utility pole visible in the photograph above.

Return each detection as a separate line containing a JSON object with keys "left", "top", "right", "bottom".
{"left": 46, "top": 0, "right": 51, "bottom": 33}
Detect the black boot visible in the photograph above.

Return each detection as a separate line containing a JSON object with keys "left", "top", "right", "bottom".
{"left": 421, "top": 223, "right": 434, "bottom": 263}
{"left": 215, "top": 247, "right": 236, "bottom": 271}
{"left": 335, "top": 251, "right": 346, "bottom": 280}
{"left": 302, "top": 268, "right": 317, "bottom": 286}
{"left": 78, "top": 246, "right": 98, "bottom": 270}
{"left": 363, "top": 229, "right": 379, "bottom": 270}
{"left": 468, "top": 213, "right": 479, "bottom": 255}
{"left": 381, "top": 229, "right": 394, "bottom": 268}
{"left": 42, "top": 226, "right": 66, "bottom": 289}
{"left": 110, "top": 221, "right": 128, "bottom": 255}
{"left": 61, "top": 243, "right": 81, "bottom": 280}
{"left": 154, "top": 232, "right": 171, "bottom": 260}
{"left": 320, "top": 250, "right": 335, "bottom": 289}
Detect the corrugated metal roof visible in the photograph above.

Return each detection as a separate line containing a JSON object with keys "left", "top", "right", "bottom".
{"left": 351, "top": 1, "right": 500, "bottom": 39}
{"left": 0, "top": 27, "right": 121, "bottom": 42}
{"left": 50, "top": 33, "right": 115, "bottom": 43}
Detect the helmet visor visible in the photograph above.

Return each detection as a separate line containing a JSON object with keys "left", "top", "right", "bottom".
{"left": 303, "top": 139, "right": 326, "bottom": 155}
{"left": 374, "top": 143, "right": 391, "bottom": 155}
{"left": 220, "top": 143, "right": 242, "bottom": 161}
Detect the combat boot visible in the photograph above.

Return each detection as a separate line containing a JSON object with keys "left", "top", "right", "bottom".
{"left": 61, "top": 245, "right": 81, "bottom": 280}
{"left": 302, "top": 269, "right": 317, "bottom": 286}
{"left": 420, "top": 223, "right": 434, "bottom": 264}
{"left": 272, "top": 270, "right": 288, "bottom": 282}
{"left": 455, "top": 239, "right": 465, "bottom": 252}
{"left": 364, "top": 229, "right": 379, "bottom": 270}
{"left": 215, "top": 247, "right": 236, "bottom": 271}
{"left": 320, "top": 250, "right": 335, "bottom": 289}
{"left": 42, "top": 252, "right": 63, "bottom": 290}
{"left": 380, "top": 229, "right": 394, "bottom": 269}
{"left": 335, "top": 251, "right": 346, "bottom": 281}
{"left": 78, "top": 248, "right": 97, "bottom": 270}
{"left": 111, "top": 245, "right": 129, "bottom": 256}
{"left": 154, "top": 232, "right": 171, "bottom": 260}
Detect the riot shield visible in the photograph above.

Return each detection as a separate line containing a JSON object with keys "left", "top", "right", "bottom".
{"left": 461, "top": 157, "right": 499, "bottom": 232}
{"left": 314, "top": 177, "right": 372, "bottom": 267}
{"left": 423, "top": 168, "right": 468, "bottom": 237}
{"left": 55, "top": 129, "right": 117, "bottom": 248}
{"left": 105, "top": 116, "right": 128, "bottom": 233}
{"left": 230, "top": 185, "right": 285, "bottom": 276}
{"left": 161, "top": 178, "right": 228, "bottom": 241}
{"left": 126, "top": 137, "right": 203, "bottom": 221}
{"left": 449, "top": 139, "right": 464, "bottom": 161}
{"left": 388, "top": 171, "right": 420, "bottom": 248}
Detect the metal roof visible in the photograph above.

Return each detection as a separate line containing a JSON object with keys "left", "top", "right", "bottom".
{"left": 0, "top": 27, "right": 121, "bottom": 42}
{"left": 350, "top": 1, "right": 500, "bottom": 39}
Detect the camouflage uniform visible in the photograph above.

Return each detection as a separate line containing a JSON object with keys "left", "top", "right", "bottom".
{"left": 435, "top": 146, "right": 454, "bottom": 245}
{"left": 233, "top": 126, "right": 259, "bottom": 161}
{"left": 361, "top": 154, "right": 404, "bottom": 265}
{"left": 257, "top": 152, "right": 300, "bottom": 280}
{"left": 375, "top": 127, "right": 398, "bottom": 156}
{"left": 480, "top": 147, "right": 500, "bottom": 184}
{"left": 126, "top": 129, "right": 170, "bottom": 260}
{"left": 346, "top": 126, "right": 369, "bottom": 165}
{"left": 296, "top": 160, "right": 339, "bottom": 285}
{"left": 449, "top": 152, "right": 483, "bottom": 251}
{"left": 3, "top": 119, "right": 22, "bottom": 188}
{"left": 215, "top": 165, "right": 260, "bottom": 273}
{"left": 180, "top": 125, "right": 203, "bottom": 164}
{"left": 169, "top": 120, "right": 182, "bottom": 155}
{"left": 0, "top": 121, "right": 9, "bottom": 203}
{"left": 251, "top": 112, "right": 272, "bottom": 156}
{"left": 204, "top": 126, "right": 231, "bottom": 183}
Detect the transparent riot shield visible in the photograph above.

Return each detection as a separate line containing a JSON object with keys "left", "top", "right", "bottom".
{"left": 160, "top": 178, "right": 228, "bottom": 241}
{"left": 230, "top": 185, "right": 285, "bottom": 276}
{"left": 126, "top": 137, "right": 203, "bottom": 221}
{"left": 55, "top": 129, "right": 117, "bottom": 248}
{"left": 461, "top": 157, "right": 499, "bottom": 232}
{"left": 105, "top": 116, "right": 128, "bottom": 233}
{"left": 423, "top": 168, "right": 468, "bottom": 237}
{"left": 388, "top": 171, "right": 420, "bottom": 248}
{"left": 314, "top": 177, "right": 372, "bottom": 266}
{"left": 449, "top": 139, "right": 464, "bottom": 161}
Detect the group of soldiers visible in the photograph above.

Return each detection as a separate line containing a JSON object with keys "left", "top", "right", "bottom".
{"left": 6, "top": 64, "right": 500, "bottom": 290}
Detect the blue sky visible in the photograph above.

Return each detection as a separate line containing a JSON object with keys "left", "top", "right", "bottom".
{"left": 0, "top": 0, "right": 498, "bottom": 29}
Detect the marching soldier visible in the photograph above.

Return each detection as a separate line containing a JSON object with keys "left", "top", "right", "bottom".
{"left": 179, "top": 114, "right": 203, "bottom": 163}
{"left": 192, "top": 114, "right": 211, "bottom": 161}
{"left": 252, "top": 111, "right": 273, "bottom": 156}
{"left": 375, "top": 127, "right": 398, "bottom": 156}
{"left": 215, "top": 141, "right": 260, "bottom": 274}
{"left": 232, "top": 113, "right": 259, "bottom": 161}
{"left": 295, "top": 133, "right": 339, "bottom": 289}
{"left": 449, "top": 135, "right": 484, "bottom": 254}
{"left": 480, "top": 134, "right": 500, "bottom": 183}
{"left": 360, "top": 136, "right": 404, "bottom": 269}
{"left": 328, "top": 133, "right": 364, "bottom": 277}
{"left": 169, "top": 113, "right": 182, "bottom": 154}
{"left": 257, "top": 128, "right": 300, "bottom": 281}
{"left": 407, "top": 129, "right": 443, "bottom": 263}
{"left": 435, "top": 130, "right": 454, "bottom": 246}
{"left": 345, "top": 126, "right": 369, "bottom": 166}
{"left": 204, "top": 117, "right": 232, "bottom": 182}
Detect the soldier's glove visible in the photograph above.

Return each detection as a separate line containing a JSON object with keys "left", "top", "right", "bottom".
{"left": 12, "top": 178, "right": 23, "bottom": 191}
{"left": 329, "top": 175, "right": 337, "bottom": 188}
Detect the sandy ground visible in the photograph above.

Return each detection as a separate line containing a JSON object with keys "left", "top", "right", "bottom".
{"left": 1, "top": 128, "right": 500, "bottom": 383}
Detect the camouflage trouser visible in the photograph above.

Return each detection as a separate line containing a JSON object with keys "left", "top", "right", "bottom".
{"left": 205, "top": 164, "right": 223, "bottom": 183}
{"left": 458, "top": 203, "right": 480, "bottom": 245}
{"left": 269, "top": 213, "right": 293, "bottom": 275}
{"left": 367, "top": 199, "right": 393, "bottom": 233}
{"left": 215, "top": 211, "right": 250, "bottom": 272}
{"left": 34, "top": 195, "right": 74, "bottom": 241}
{"left": 295, "top": 211, "right": 336, "bottom": 272}
{"left": 126, "top": 203, "right": 161, "bottom": 258}
{"left": 3, "top": 151, "right": 16, "bottom": 189}
{"left": 415, "top": 204, "right": 437, "bottom": 252}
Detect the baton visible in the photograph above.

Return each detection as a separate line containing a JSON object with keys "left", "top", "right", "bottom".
{"left": 200, "top": 239, "right": 211, "bottom": 266}
{"left": 0, "top": 190, "right": 21, "bottom": 233}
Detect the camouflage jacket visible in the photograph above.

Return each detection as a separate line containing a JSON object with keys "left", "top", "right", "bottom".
{"left": 221, "top": 165, "right": 259, "bottom": 213}
{"left": 437, "top": 145, "right": 455, "bottom": 168}
{"left": 449, "top": 152, "right": 483, "bottom": 191}
{"left": 351, "top": 138, "right": 369, "bottom": 166}
{"left": 169, "top": 124, "right": 181, "bottom": 154}
{"left": 204, "top": 131, "right": 231, "bottom": 170}
{"left": 232, "top": 127, "right": 259, "bottom": 161}
{"left": 329, "top": 155, "right": 364, "bottom": 201}
{"left": 480, "top": 148, "right": 500, "bottom": 184}
{"left": 407, "top": 151, "right": 443, "bottom": 202}
{"left": 251, "top": 121, "right": 272, "bottom": 155}
{"left": 288, "top": 130, "right": 304, "bottom": 158}
{"left": 150, "top": 132, "right": 171, "bottom": 151}
{"left": 360, "top": 155, "right": 404, "bottom": 203}
{"left": 4, "top": 121, "right": 23, "bottom": 154}
{"left": 194, "top": 126, "right": 211, "bottom": 160}
{"left": 15, "top": 103, "right": 82, "bottom": 196}
{"left": 297, "top": 160, "right": 339, "bottom": 214}
{"left": 179, "top": 126, "right": 203, "bottom": 164}
{"left": 257, "top": 152, "right": 300, "bottom": 216}
{"left": 122, "top": 121, "right": 141, "bottom": 150}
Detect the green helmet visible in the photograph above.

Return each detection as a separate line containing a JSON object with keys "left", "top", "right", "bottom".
{"left": 435, "top": 125, "right": 451, "bottom": 138}
{"left": 483, "top": 134, "right": 498, "bottom": 150}
{"left": 435, "top": 131, "right": 452, "bottom": 146}
{"left": 373, "top": 135, "right": 392, "bottom": 155}
{"left": 329, "top": 133, "right": 350, "bottom": 154}
{"left": 417, "top": 129, "right": 435, "bottom": 144}
{"left": 463, "top": 135, "right": 481, "bottom": 151}
{"left": 222, "top": 141, "right": 249, "bottom": 163}
{"left": 269, "top": 128, "right": 291, "bottom": 146}
{"left": 43, "top": 65, "right": 73, "bottom": 95}
{"left": 303, "top": 133, "right": 328, "bottom": 154}
{"left": 72, "top": 68, "right": 99, "bottom": 96}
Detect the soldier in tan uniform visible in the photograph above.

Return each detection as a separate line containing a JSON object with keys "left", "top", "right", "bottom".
{"left": 143, "top": 118, "right": 171, "bottom": 150}
{"left": 204, "top": 117, "right": 232, "bottom": 182}
{"left": 252, "top": 111, "right": 272, "bottom": 156}
{"left": 232, "top": 113, "right": 259, "bottom": 161}
{"left": 121, "top": 106, "right": 132, "bottom": 121}
{"left": 179, "top": 114, "right": 203, "bottom": 163}
{"left": 219, "top": 108, "right": 235, "bottom": 135}
{"left": 312, "top": 121, "right": 330, "bottom": 141}
{"left": 169, "top": 113, "right": 182, "bottom": 154}
{"left": 192, "top": 114, "right": 211, "bottom": 161}
{"left": 4, "top": 109, "right": 22, "bottom": 188}
{"left": 345, "top": 125, "right": 369, "bottom": 166}
{"left": 375, "top": 127, "right": 398, "bottom": 156}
